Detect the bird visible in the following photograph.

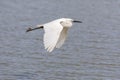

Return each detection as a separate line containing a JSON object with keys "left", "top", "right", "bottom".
{"left": 26, "top": 18, "right": 82, "bottom": 52}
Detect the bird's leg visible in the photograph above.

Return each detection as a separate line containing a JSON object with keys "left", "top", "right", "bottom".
{"left": 26, "top": 25, "right": 43, "bottom": 32}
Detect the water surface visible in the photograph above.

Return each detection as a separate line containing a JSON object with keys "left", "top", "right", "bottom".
{"left": 0, "top": 0, "right": 120, "bottom": 80}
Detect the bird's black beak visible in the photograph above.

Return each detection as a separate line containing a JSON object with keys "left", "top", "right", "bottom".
{"left": 73, "top": 20, "right": 82, "bottom": 23}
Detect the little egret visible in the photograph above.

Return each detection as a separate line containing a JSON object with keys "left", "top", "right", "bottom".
{"left": 26, "top": 18, "right": 82, "bottom": 52}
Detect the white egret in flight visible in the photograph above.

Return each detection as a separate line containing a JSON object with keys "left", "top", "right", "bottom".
{"left": 26, "top": 18, "right": 82, "bottom": 52}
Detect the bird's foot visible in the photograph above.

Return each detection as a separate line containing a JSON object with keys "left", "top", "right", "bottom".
{"left": 26, "top": 28, "right": 32, "bottom": 32}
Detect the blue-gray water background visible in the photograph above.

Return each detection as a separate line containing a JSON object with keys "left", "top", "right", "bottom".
{"left": 0, "top": 0, "right": 120, "bottom": 80}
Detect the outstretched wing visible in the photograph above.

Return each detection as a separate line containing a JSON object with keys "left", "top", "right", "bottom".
{"left": 43, "top": 22, "right": 63, "bottom": 52}
{"left": 56, "top": 27, "right": 69, "bottom": 48}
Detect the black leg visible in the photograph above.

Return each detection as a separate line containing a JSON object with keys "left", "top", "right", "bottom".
{"left": 26, "top": 26, "right": 43, "bottom": 32}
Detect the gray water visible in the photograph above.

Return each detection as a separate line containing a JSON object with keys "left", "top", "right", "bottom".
{"left": 0, "top": 0, "right": 120, "bottom": 80}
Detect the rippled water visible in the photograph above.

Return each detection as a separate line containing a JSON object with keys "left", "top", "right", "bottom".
{"left": 0, "top": 0, "right": 120, "bottom": 80}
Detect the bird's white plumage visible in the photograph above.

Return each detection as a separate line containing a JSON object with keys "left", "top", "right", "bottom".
{"left": 43, "top": 20, "right": 63, "bottom": 52}
{"left": 56, "top": 27, "right": 68, "bottom": 48}
{"left": 27, "top": 18, "right": 82, "bottom": 52}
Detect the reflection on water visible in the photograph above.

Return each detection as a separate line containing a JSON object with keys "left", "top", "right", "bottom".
{"left": 0, "top": 0, "right": 120, "bottom": 80}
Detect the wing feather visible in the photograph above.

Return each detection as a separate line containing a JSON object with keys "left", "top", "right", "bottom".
{"left": 56, "top": 27, "right": 69, "bottom": 48}
{"left": 43, "top": 22, "right": 63, "bottom": 52}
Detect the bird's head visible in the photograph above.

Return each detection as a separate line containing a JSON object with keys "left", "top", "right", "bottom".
{"left": 59, "top": 18, "right": 82, "bottom": 27}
